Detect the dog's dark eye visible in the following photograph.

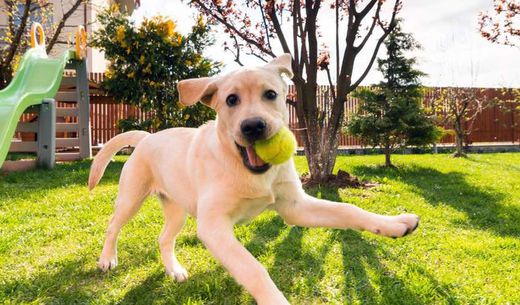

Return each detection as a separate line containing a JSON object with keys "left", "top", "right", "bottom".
{"left": 264, "top": 90, "right": 277, "bottom": 101}
{"left": 226, "top": 94, "right": 239, "bottom": 107}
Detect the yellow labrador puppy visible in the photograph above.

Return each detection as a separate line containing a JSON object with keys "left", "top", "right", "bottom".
{"left": 89, "top": 54, "right": 419, "bottom": 305}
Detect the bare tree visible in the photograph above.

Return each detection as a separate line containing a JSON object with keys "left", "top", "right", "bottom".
{"left": 431, "top": 88, "right": 489, "bottom": 157}
{"left": 46, "top": 0, "right": 86, "bottom": 53}
{"left": 0, "top": 0, "right": 86, "bottom": 88}
{"left": 479, "top": 0, "right": 520, "bottom": 46}
{"left": 190, "top": 0, "right": 402, "bottom": 183}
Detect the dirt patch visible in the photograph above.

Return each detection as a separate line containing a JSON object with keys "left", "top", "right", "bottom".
{"left": 300, "top": 169, "right": 378, "bottom": 189}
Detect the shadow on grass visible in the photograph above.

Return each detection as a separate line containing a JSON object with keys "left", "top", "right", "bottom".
{"left": 351, "top": 164, "right": 520, "bottom": 237}
{"left": 0, "top": 159, "right": 124, "bottom": 201}
{"left": 269, "top": 226, "right": 333, "bottom": 299}
{"left": 115, "top": 271, "right": 168, "bottom": 305}
{"left": 307, "top": 187, "right": 454, "bottom": 304}
{"left": 1, "top": 199, "right": 455, "bottom": 304}
{"left": 335, "top": 229, "right": 458, "bottom": 305}
{"left": 242, "top": 187, "right": 454, "bottom": 304}
{"left": 244, "top": 215, "right": 286, "bottom": 257}
{"left": 0, "top": 257, "right": 101, "bottom": 303}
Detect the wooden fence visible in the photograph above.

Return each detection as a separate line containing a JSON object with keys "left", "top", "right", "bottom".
{"left": 88, "top": 81, "right": 519, "bottom": 147}
{"left": 90, "top": 101, "right": 153, "bottom": 146}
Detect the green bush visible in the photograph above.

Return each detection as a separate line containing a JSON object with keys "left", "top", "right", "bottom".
{"left": 91, "top": 6, "right": 221, "bottom": 131}
{"left": 347, "top": 21, "right": 439, "bottom": 167}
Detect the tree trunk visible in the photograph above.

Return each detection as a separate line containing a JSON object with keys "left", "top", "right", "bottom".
{"left": 0, "top": 68, "right": 13, "bottom": 89}
{"left": 454, "top": 119, "right": 466, "bottom": 157}
{"left": 295, "top": 83, "right": 342, "bottom": 184}
{"left": 1, "top": 0, "right": 31, "bottom": 84}
{"left": 306, "top": 129, "right": 340, "bottom": 182}
{"left": 384, "top": 144, "right": 393, "bottom": 167}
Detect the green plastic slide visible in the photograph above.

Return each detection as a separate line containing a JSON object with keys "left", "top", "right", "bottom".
{"left": 0, "top": 47, "right": 74, "bottom": 168}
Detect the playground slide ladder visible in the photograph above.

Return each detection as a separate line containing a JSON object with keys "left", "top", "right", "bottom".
{"left": 53, "top": 59, "right": 92, "bottom": 162}
{"left": 10, "top": 60, "right": 92, "bottom": 163}
{"left": 1, "top": 23, "right": 90, "bottom": 171}
{"left": 55, "top": 24, "right": 90, "bottom": 162}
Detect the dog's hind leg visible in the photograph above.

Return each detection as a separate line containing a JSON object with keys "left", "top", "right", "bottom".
{"left": 158, "top": 196, "right": 188, "bottom": 282}
{"left": 98, "top": 164, "right": 150, "bottom": 272}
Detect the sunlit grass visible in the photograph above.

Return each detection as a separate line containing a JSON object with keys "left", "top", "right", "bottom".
{"left": 1, "top": 153, "right": 519, "bottom": 304}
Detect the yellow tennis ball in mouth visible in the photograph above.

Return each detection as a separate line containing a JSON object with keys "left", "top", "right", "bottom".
{"left": 253, "top": 127, "right": 297, "bottom": 165}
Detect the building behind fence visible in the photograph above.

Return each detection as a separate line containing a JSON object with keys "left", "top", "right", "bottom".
{"left": 86, "top": 73, "right": 519, "bottom": 147}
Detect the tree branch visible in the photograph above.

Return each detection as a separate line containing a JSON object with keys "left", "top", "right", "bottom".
{"left": 297, "top": 6, "right": 308, "bottom": 74}
{"left": 292, "top": 0, "right": 300, "bottom": 75}
{"left": 354, "top": 0, "right": 382, "bottom": 53}
{"left": 312, "top": 0, "right": 321, "bottom": 13}
{"left": 304, "top": 0, "right": 319, "bottom": 86}
{"left": 246, "top": 50, "right": 270, "bottom": 63}
{"left": 31, "top": 2, "right": 51, "bottom": 12}
{"left": 225, "top": 34, "right": 244, "bottom": 66}
{"left": 258, "top": 0, "right": 272, "bottom": 50}
{"left": 46, "top": 0, "right": 84, "bottom": 53}
{"left": 335, "top": 0, "right": 340, "bottom": 81}
{"left": 3, "top": 0, "right": 32, "bottom": 68}
{"left": 357, "top": 0, "right": 378, "bottom": 18}
{"left": 266, "top": 1, "right": 291, "bottom": 54}
{"left": 6, "top": 0, "right": 15, "bottom": 39}
{"left": 349, "top": 0, "right": 400, "bottom": 90}
{"left": 192, "top": 0, "right": 276, "bottom": 57}
{"left": 349, "top": 36, "right": 385, "bottom": 90}
{"left": 337, "top": 0, "right": 359, "bottom": 88}
{"left": 324, "top": 65, "right": 337, "bottom": 104}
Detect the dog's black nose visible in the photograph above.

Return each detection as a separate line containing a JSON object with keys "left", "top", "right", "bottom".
{"left": 241, "top": 117, "right": 267, "bottom": 142}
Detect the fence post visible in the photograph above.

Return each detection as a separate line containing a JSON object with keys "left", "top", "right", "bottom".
{"left": 512, "top": 101, "right": 516, "bottom": 144}
{"left": 37, "top": 98, "right": 56, "bottom": 169}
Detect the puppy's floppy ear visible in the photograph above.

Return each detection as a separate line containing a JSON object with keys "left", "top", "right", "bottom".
{"left": 265, "top": 53, "right": 294, "bottom": 78}
{"left": 177, "top": 77, "right": 218, "bottom": 107}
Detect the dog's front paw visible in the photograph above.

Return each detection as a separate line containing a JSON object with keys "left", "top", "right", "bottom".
{"left": 166, "top": 264, "right": 189, "bottom": 282}
{"left": 394, "top": 213, "right": 420, "bottom": 237}
{"left": 98, "top": 253, "right": 118, "bottom": 272}
{"left": 376, "top": 214, "right": 420, "bottom": 238}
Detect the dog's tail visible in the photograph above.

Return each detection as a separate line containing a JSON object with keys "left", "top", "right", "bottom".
{"left": 88, "top": 130, "right": 150, "bottom": 191}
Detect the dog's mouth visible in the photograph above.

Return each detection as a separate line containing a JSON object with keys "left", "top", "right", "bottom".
{"left": 235, "top": 143, "right": 271, "bottom": 174}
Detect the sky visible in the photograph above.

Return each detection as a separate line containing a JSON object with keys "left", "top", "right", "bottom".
{"left": 131, "top": 0, "right": 520, "bottom": 88}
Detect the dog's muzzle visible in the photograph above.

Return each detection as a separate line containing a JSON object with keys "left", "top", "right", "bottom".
{"left": 235, "top": 142, "right": 271, "bottom": 174}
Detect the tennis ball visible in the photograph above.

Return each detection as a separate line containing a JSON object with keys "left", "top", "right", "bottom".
{"left": 254, "top": 127, "right": 297, "bottom": 165}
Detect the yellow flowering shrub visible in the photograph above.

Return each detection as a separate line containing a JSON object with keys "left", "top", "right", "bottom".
{"left": 91, "top": 6, "right": 222, "bottom": 131}
{"left": 116, "top": 26, "right": 126, "bottom": 42}
{"left": 166, "top": 19, "right": 176, "bottom": 37}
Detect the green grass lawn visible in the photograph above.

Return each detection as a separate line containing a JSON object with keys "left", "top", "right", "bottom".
{"left": 1, "top": 153, "right": 519, "bottom": 304}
